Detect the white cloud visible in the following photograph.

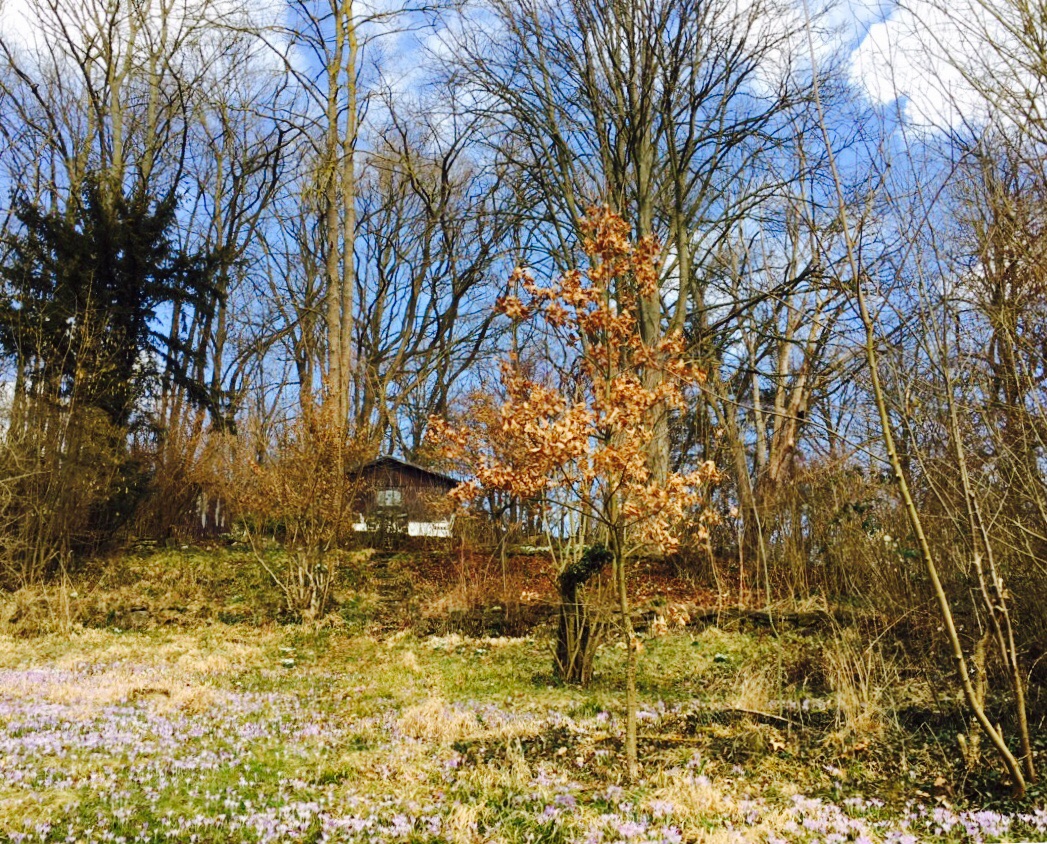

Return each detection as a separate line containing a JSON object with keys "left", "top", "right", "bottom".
{"left": 849, "top": 0, "right": 1043, "bottom": 132}
{"left": 826, "top": 0, "right": 891, "bottom": 39}
{"left": 0, "top": 0, "right": 288, "bottom": 86}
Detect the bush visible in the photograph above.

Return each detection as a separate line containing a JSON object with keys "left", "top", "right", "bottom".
{"left": 0, "top": 402, "right": 133, "bottom": 588}
{"left": 218, "top": 411, "right": 371, "bottom": 620}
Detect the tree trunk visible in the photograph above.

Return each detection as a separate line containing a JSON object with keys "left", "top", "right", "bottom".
{"left": 617, "top": 550, "right": 639, "bottom": 781}
{"left": 556, "top": 545, "right": 611, "bottom": 685}
{"left": 322, "top": 0, "right": 357, "bottom": 427}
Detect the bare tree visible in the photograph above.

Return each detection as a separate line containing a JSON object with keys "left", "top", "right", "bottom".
{"left": 448, "top": 0, "right": 827, "bottom": 484}
{"left": 352, "top": 89, "right": 510, "bottom": 452}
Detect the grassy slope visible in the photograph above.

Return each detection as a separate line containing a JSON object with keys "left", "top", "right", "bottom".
{"left": 0, "top": 619, "right": 1044, "bottom": 844}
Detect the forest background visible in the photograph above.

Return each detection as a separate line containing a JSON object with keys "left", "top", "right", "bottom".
{"left": 1, "top": 0, "right": 1047, "bottom": 802}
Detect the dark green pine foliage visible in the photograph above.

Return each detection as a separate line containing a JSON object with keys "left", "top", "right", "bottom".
{"left": 0, "top": 178, "right": 219, "bottom": 429}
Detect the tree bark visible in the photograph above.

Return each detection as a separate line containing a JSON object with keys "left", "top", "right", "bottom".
{"left": 556, "top": 545, "right": 611, "bottom": 685}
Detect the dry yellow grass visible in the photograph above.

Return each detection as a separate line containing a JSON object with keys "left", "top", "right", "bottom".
{"left": 649, "top": 774, "right": 734, "bottom": 819}
{"left": 398, "top": 696, "right": 481, "bottom": 743}
{"left": 0, "top": 627, "right": 272, "bottom": 668}
{"left": 397, "top": 693, "right": 547, "bottom": 749}
{"left": 648, "top": 768, "right": 809, "bottom": 843}
{"left": 400, "top": 649, "right": 422, "bottom": 673}
{"left": 0, "top": 628, "right": 272, "bottom": 727}
{"left": 444, "top": 802, "right": 483, "bottom": 844}
{"left": 823, "top": 627, "right": 900, "bottom": 741}
{"left": 727, "top": 664, "right": 779, "bottom": 714}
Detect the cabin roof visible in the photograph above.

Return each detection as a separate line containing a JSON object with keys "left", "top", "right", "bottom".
{"left": 353, "top": 455, "right": 459, "bottom": 488}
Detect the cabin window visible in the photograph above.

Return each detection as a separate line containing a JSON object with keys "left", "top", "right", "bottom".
{"left": 376, "top": 488, "right": 402, "bottom": 508}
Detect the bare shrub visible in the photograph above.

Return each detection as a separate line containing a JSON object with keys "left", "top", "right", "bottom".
{"left": 128, "top": 426, "right": 219, "bottom": 541}
{"left": 0, "top": 403, "right": 130, "bottom": 589}
{"left": 218, "top": 411, "right": 370, "bottom": 620}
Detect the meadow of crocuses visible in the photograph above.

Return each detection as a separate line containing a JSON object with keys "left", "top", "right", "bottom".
{"left": 0, "top": 627, "right": 1043, "bottom": 843}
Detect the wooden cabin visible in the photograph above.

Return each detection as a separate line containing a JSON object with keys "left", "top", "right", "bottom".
{"left": 350, "top": 456, "right": 457, "bottom": 538}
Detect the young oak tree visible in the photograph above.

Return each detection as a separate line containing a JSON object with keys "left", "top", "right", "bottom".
{"left": 429, "top": 208, "right": 718, "bottom": 779}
